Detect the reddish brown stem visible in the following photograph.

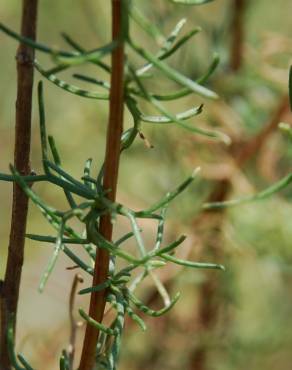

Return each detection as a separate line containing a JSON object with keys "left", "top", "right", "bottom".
{"left": 78, "top": 1, "right": 125, "bottom": 369}
{"left": 68, "top": 274, "right": 84, "bottom": 370}
{"left": 230, "top": 0, "right": 246, "bottom": 71}
{"left": 190, "top": 95, "right": 290, "bottom": 370}
{"left": 234, "top": 95, "right": 290, "bottom": 166}
{"left": 0, "top": 1, "right": 38, "bottom": 369}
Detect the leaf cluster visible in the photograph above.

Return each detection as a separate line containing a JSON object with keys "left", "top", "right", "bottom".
{"left": 0, "top": 1, "right": 228, "bottom": 369}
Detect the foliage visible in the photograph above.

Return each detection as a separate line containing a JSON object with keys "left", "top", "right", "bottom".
{"left": 0, "top": 1, "right": 228, "bottom": 369}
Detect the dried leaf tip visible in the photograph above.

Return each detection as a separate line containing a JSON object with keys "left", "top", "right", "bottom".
{"left": 191, "top": 167, "right": 201, "bottom": 178}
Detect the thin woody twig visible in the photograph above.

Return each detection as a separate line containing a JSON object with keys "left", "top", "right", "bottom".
{"left": 230, "top": 0, "right": 247, "bottom": 71}
{"left": 0, "top": 1, "right": 38, "bottom": 368}
{"left": 68, "top": 274, "right": 84, "bottom": 370}
{"left": 78, "top": 1, "right": 125, "bottom": 369}
{"left": 234, "top": 95, "right": 290, "bottom": 166}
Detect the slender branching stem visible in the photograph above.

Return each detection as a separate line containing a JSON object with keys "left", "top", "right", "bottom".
{"left": 230, "top": 0, "right": 246, "bottom": 71}
{"left": 235, "top": 95, "right": 290, "bottom": 165}
{"left": 68, "top": 274, "right": 84, "bottom": 370}
{"left": 78, "top": 1, "right": 125, "bottom": 369}
{"left": 190, "top": 94, "right": 291, "bottom": 370}
{"left": 0, "top": 1, "right": 38, "bottom": 368}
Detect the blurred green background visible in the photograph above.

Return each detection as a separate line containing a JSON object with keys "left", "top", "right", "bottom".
{"left": 1, "top": 0, "right": 292, "bottom": 369}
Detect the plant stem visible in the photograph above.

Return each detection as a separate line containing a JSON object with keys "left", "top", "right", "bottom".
{"left": 78, "top": 1, "right": 125, "bottom": 369}
{"left": 68, "top": 274, "right": 84, "bottom": 370}
{"left": 235, "top": 95, "right": 290, "bottom": 165}
{"left": 230, "top": 0, "right": 246, "bottom": 71}
{"left": 0, "top": 1, "right": 38, "bottom": 369}
{"left": 189, "top": 95, "right": 290, "bottom": 370}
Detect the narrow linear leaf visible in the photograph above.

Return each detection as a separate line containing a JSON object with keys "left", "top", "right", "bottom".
{"left": 35, "top": 61, "right": 109, "bottom": 100}
{"left": 0, "top": 22, "right": 78, "bottom": 57}
{"left": 0, "top": 173, "right": 47, "bottom": 183}
{"left": 115, "top": 231, "right": 135, "bottom": 246}
{"left": 203, "top": 173, "right": 292, "bottom": 210}
{"left": 129, "top": 39, "right": 218, "bottom": 99}
{"left": 153, "top": 207, "right": 167, "bottom": 251}
{"left": 9, "top": 165, "right": 60, "bottom": 215}
{"left": 53, "top": 40, "right": 118, "bottom": 66}
{"left": 170, "top": 0, "right": 214, "bottom": 4}
{"left": 79, "top": 309, "right": 117, "bottom": 336}
{"left": 73, "top": 74, "right": 110, "bottom": 90}
{"left": 37, "top": 80, "right": 50, "bottom": 178}
{"left": 26, "top": 234, "right": 88, "bottom": 244}
{"left": 129, "top": 292, "right": 180, "bottom": 317}
{"left": 48, "top": 136, "right": 61, "bottom": 166}
{"left": 137, "top": 19, "right": 200, "bottom": 76}
{"left": 159, "top": 26, "right": 201, "bottom": 62}
{"left": 136, "top": 168, "right": 201, "bottom": 215}
{"left": 45, "top": 160, "right": 96, "bottom": 198}
{"left": 125, "top": 306, "right": 147, "bottom": 331}
{"left": 129, "top": 65, "right": 228, "bottom": 141}
{"left": 79, "top": 280, "right": 111, "bottom": 295}
{"left": 130, "top": 5, "right": 165, "bottom": 45}
{"left": 161, "top": 253, "right": 225, "bottom": 270}
{"left": 39, "top": 221, "right": 65, "bottom": 292}
{"left": 155, "top": 235, "right": 187, "bottom": 256}
{"left": 59, "top": 355, "right": 69, "bottom": 370}
{"left": 17, "top": 355, "right": 35, "bottom": 370}
{"left": 150, "top": 53, "right": 220, "bottom": 101}
{"left": 141, "top": 104, "right": 203, "bottom": 123}
{"left": 61, "top": 32, "right": 111, "bottom": 73}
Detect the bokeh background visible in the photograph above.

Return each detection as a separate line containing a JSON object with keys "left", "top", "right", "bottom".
{"left": 1, "top": 0, "right": 292, "bottom": 369}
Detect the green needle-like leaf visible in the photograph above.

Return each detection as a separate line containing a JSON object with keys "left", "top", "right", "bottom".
{"left": 17, "top": 355, "right": 34, "bottom": 370}
{"left": 150, "top": 53, "right": 220, "bottom": 101}
{"left": 0, "top": 22, "right": 77, "bottom": 57}
{"left": 140, "top": 105, "right": 203, "bottom": 123}
{"left": 203, "top": 173, "right": 292, "bottom": 210}
{"left": 129, "top": 38, "right": 218, "bottom": 99}
{"left": 53, "top": 40, "right": 118, "bottom": 66}
{"left": 61, "top": 32, "right": 111, "bottom": 73}
{"left": 170, "top": 0, "right": 214, "bottom": 4}
{"left": 39, "top": 220, "right": 65, "bottom": 292}
{"left": 48, "top": 136, "right": 61, "bottom": 166}
{"left": 161, "top": 253, "right": 225, "bottom": 270}
{"left": 129, "top": 292, "right": 181, "bottom": 317}
{"left": 79, "top": 280, "right": 111, "bottom": 295}
{"left": 26, "top": 234, "right": 88, "bottom": 244}
{"left": 136, "top": 168, "right": 201, "bottom": 216}
{"left": 128, "top": 65, "right": 228, "bottom": 141}
{"left": 79, "top": 309, "right": 117, "bottom": 336}
{"left": 130, "top": 4, "right": 165, "bottom": 45}
{"left": 59, "top": 354, "right": 70, "bottom": 370}
{"left": 35, "top": 61, "right": 109, "bottom": 100}
{"left": 125, "top": 306, "right": 147, "bottom": 331}
{"left": 73, "top": 74, "right": 110, "bottom": 90}
{"left": 137, "top": 19, "right": 200, "bottom": 76}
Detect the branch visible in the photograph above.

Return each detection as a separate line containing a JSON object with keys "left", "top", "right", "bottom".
{"left": 234, "top": 95, "right": 290, "bottom": 166}
{"left": 0, "top": 1, "right": 38, "bottom": 368}
{"left": 68, "top": 274, "right": 84, "bottom": 370}
{"left": 230, "top": 0, "right": 247, "bottom": 71}
{"left": 78, "top": 1, "right": 125, "bottom": 369}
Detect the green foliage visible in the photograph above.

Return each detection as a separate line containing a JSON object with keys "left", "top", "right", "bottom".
{"left": 0, "top": 1, "right": 227, "bottom": 368}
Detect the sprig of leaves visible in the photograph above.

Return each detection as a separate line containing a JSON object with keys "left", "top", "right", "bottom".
{"left": 0, "top": 1, "right": 226, "bottom": 368}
